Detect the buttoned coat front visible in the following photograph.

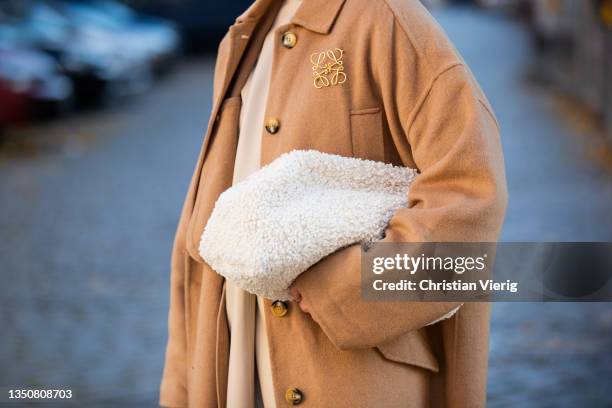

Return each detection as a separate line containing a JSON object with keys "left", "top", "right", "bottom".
{"left": 160, "top": 0, "right": 508, "bottom": 407}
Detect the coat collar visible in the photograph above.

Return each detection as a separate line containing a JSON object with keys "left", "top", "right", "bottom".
{"left": 236, "top": 0, "right": 346, "bottom": 34}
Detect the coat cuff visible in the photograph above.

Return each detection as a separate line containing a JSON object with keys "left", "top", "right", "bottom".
{"left": 293, "top": 244, "right": 363, "bottom": 349}
{"left": 294, "top": 243, "right": 461, "bottom": 350}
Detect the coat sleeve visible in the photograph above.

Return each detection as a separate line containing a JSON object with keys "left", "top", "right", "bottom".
{"left": 293, "top": 63, "right": 508, "bottom": 350}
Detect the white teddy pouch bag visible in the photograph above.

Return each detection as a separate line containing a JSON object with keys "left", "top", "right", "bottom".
{"left": 199, "top": 150, "right": 418, "bottom": 300}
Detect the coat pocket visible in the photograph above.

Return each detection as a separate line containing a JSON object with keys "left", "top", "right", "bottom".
{"left": 376, "top": 328, "right": 440, "bottom": 373}
{"left": 349, "top": 107, "right": 384, "bottom": 162}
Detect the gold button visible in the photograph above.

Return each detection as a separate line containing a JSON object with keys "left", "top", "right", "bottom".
{"left": 284, "top": 388, "right": 303, "bottom": 405}
{"left": 271, "top": 300, "right": 288, "bottom": 317}
{"left": 281, "top": 31, "right": 297, "bottom": 48}
{"left": 264, "top": 118, "right": 280, "bottom": 134}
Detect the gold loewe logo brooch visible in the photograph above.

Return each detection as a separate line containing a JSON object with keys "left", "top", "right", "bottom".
{"left": 310, "top": 48, "right": 347, "bottom": 89}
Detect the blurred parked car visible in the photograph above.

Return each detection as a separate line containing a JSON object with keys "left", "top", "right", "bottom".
{"left": 88, "top": 0, "right": 181, "bottom": 73}
{"left": 18, "top": 1, "right": 159, "bottom": 103}
{"left": 0, "top": 22, "right": 73, "bottom": 126}
{"left": 0, "top": 78, "right": 29, "bottom": 127}
{"left": 129, "top": 0, "right": 252, "bottom": 51}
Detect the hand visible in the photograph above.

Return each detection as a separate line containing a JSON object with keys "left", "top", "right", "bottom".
{"left": 289, "top": 285, "right": 310, "bottom": 315}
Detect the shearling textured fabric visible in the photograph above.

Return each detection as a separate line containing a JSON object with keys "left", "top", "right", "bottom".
{"left": 199, "top": 150, "right": 418, "bottom": 300}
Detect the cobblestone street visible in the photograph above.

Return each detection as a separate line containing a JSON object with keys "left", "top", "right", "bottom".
{"left": 0, "top": 5, "right": 611, "bottom": 407}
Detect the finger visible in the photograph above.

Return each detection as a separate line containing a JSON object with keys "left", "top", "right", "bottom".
{"left": 289, "top": 286, "right": 302, "bottom": 302}
{"left": 299, "top": 298, "right": 310, "bottom": 314}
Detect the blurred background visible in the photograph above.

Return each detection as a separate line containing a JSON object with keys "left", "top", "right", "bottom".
{"left": 0, "top": 0, "right": 611, "bottom": 406}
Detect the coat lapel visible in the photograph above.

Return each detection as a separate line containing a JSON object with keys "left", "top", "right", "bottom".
{"left": 199, "top": 20, "right": 256, "bottom": 166}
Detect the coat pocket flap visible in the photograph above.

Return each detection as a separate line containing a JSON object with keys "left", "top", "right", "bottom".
{"left": 349, "top": 107, "right": 384, "bottom": 162}
{"left": 377, "top": 329, "right": 440, "bottom": 373}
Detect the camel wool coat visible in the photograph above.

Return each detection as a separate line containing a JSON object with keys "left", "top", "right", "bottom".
{"left": 160, "top": 0, "right": 508, "bottom": 407}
